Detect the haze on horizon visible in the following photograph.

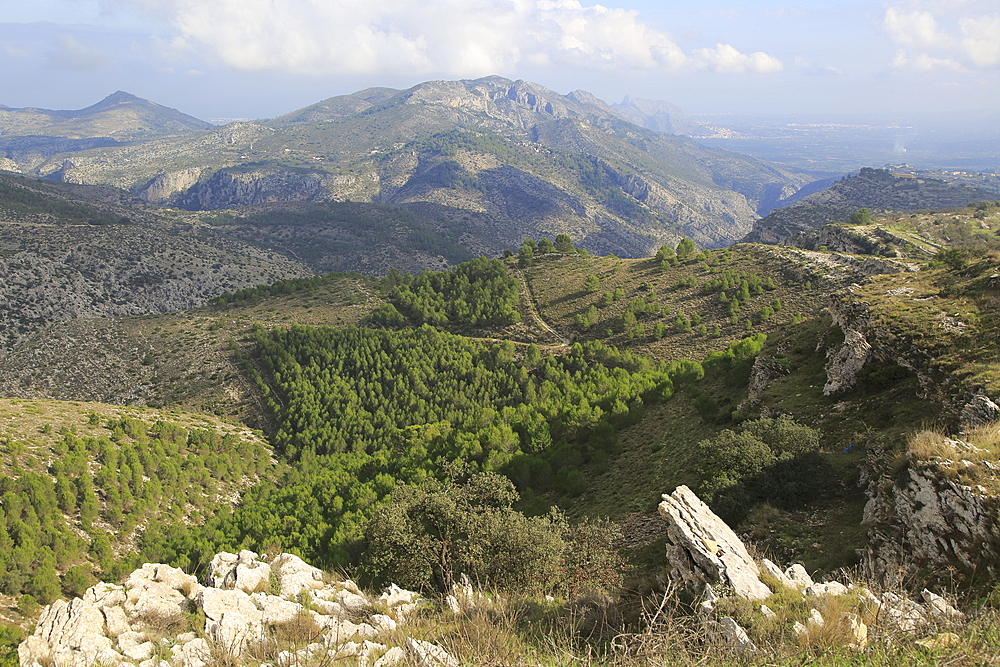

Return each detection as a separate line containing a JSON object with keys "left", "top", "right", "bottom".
{"left": 1, "top": 0, "right": 998, "bottom": 124}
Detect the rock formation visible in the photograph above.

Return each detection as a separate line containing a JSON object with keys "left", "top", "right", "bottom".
{"left": 658, "top": 485, "right": 773, "bottom": 600}
{"left": 659, "top": 485, "right": 966, "bottom": 653}
{"left": 861, "top": 437, "right": 1000, "bottom": 585}
{"left": 19, "top": 551, "right": 457, "bottom": 667}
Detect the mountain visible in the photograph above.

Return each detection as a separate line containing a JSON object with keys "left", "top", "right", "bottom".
{"left": 0, "top": 91, "right": 213, "bottom": 141}
{"left": 4, "top": 78, "right": 815, "bottom": 255}
{"left": 744, "top": 167, "right": 995, "bottom": 244}
{"left": 0, "top": 91, "right": 215, "bottom": 182}
{"left": 610, "top": 95, "right": 703, "bottom": 135}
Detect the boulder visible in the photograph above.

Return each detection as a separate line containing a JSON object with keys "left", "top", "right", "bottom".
{"left": 206, "top": 550, "right": 271, "bottom": 594}
{"left": 123, "top": 564, "right": 194, "bottom": 623}
{"left": 803, "top": 581, "right": 849, "bottom": 597}
{"left": 784, "top": 564, "right": 814, "bottom": 589}
{"left": 197, "top": 588, "right": 264, "bottom": 657}
{"left": 658, "top": 486, "right": 772, "bottom": 600}
{"left": 406, "top": 639, "right": 460, "bottom": 667}
{"left": 840, "top": 612, "right": 868, "bottom": 650}
{"left": 707, "top": 617, "right": 756, "bottom": 652}
{"left": 921, "top": 589, "right": 964, "bottom": 621}
{"left": 250, "top": 592, "right": 302, "bottom": 625}
{"left": 273, "top": 553, "right": 325, "bottom": 599}
{"left": 761, "top": 559, "right": 795, "bottom": 589}
{"left": 170, "top": 638, "right": 211, "bottom": 667}
{"left": 18, "top": 598, "right": 123, "bottom": 667}
{"left": 374, "top": 646, "right": 406, "bottom": 667}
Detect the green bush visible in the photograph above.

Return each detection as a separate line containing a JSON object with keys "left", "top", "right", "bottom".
{"left": 362, "top": 473, "right": 623, "bottom": 597}
{"left": 696, "top": 416, "right": 827, "bottom": 523}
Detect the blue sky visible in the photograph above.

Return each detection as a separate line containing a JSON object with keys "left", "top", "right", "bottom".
{"left": 1, "top": 0, "right": 997, "bottom": 120}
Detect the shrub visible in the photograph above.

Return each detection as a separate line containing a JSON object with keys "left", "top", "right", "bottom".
{"left": 361, "top": 473, "right": 621, "bottom": 597}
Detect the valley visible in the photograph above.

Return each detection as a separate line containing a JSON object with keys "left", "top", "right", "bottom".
{"left": 2, "top": 82, "right": 1000, "bottom": 666}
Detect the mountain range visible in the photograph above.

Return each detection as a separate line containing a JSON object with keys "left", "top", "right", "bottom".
{"left": 1, "top": 78, "right": 814, "bottom": 256}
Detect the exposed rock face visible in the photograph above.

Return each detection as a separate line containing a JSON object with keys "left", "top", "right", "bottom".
{"left": 861, "top": 445, "right": 1000, "bottom": 585}
{"left": 658, "top": 485, "right": 772, "bottom": 600}
{"left": 178, "top": 166, "right": 336, "bottom": 210}
{"left": 821, "top": 285, "right": 997, "bottom": 430}
{"left": 136, "top": 168, "right": 203, "bottom": 203}
{"left": 19, "top": 551, "right": 453, "bottom": 667}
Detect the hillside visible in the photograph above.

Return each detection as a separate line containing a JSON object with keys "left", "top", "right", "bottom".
{"left": 0, "top": 399, "right": 271, "bottom": 630}
{"left": 0, "top": 174, "right": 315, "bottom": 354}
{"left": 5, "top": 78, "right": 815, "bottom": 255}
{"left": 2, "top": 202, "right": 1000, "bottom": 664}
{"left": 0, "top": 174, "right": 514, "bottom": 354}
{"left": 745, "top": 167, "right": 995, "bottom": 244}
{"left": 0, "top": 91, "right": 212, "bottom": 141}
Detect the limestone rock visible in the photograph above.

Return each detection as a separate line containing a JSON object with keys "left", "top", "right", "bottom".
{"left": 124, "top": 564, "right": 196, "bottom": 624}
{"left": 914, "top": 632, "right": 960, "bottom": 650}
{"left": 337, "top": 590, "right": 371, "bottom": 615}
{"left": 840, "top": 612, "right": 868, "bottom": 650}
{"left": 273, "top": 553, "right": 325, "bottom": 599}
{"left": 18, "top": 598, "right": 123, "bottom": 667}
{"left": 960, "top": 393, "right": 1000, "bottom": 430}
{"left": 707, "top": 617, "right": 756, "bottom": 653}
{"left": 658, "top": 485, "right": 772, "bottom": 600}
{"left": 803, "top": 581, "right": 849, "bottom": 597}
{"left": 784, "top": 564, "right": 814, "bottom": 589}
{"left": 921, "top": 589, "right": 964, "bottom": 621}
{"left": 406, "top": 638, "right": 460, "bottom": 667}
{"left": 170, "top": 638, "right": 211, "bottom": 667}
{"left": 881, "top": 592, "right": 928, "bottom": 633}
{"left": 370, "top": 614, "right": 397, "bottom": 633}
{"left": 251, "top": 592, "right": 302, "bottom": 625}
{"left": 83, "top": 583, "right": 126, "bottom": 608}
{"left": 137, "top": 168, "right": 203, "bottom": 203}
{"left": 761, "top": 559, "right": 795, "bottom": 589}
{"left": 823, "top": 328, "right": 872, "bottom": 395}
{"left": 197, "top": 588, "right": 264, "bottom": 656}
{"left": 117, "top": 632, "right": 155, "bottom": 662}
{"left": 101, "top": 606, "right": 130, "bottom": 639}
{"left": 206, "top": 551, "right": 271, "bottom": 593}
{"left": 374, "top": 646, "right": 406, "bottom": 667}
{"left": 378, "top": 583, "right": 420, "bottom": 608}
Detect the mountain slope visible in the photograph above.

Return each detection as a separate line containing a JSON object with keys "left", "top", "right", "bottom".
{"left": 0, "top": 91, "right": 213, "bottom": 141}
{"left": 745, "top": 167, "right": 994, "bottom": 244}
{"left": 15, "top": 78, "right": 814, "bottom": 255}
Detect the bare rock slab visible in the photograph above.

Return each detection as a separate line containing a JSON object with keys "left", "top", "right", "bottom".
{"left": 658, "top": 485, "right": 772, "bottom": 600}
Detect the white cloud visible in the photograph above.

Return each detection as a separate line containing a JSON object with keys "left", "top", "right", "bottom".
{"left": 693, "top": 43, "right": 783, "bottom": 74}
{"left": 884, "top": 1, "right": 999, "bottom": 70}
{"left": 45, "top": 34, "right": 111, "bottom": 70}
{"left": 792, "top": 56, "right": 841, "bottom": 76}
{"left": 891, "top": 49, "right": 962, "bottom": 71}
{"left": 110, "top": 0, "right": 779, "bottom": 77}
{"left": 960, "top": 14, "right": 1000, "bottom": 67}
{"left": 883, "top": 7, "right": 951, "bottom": 49}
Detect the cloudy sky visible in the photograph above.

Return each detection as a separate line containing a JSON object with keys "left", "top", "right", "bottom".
{"left": 1, "top": 0, "right": 997, "bottom": 120}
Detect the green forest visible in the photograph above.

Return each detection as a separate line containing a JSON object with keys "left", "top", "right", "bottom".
{"left": 0, "top": 417, "right": 270, "bottom": 607}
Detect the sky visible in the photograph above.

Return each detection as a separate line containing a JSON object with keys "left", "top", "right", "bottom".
{"left": 0, "top": 0, "right": 998, "bottom": 121}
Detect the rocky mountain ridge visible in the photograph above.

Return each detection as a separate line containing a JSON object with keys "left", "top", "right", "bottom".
{"left": 6, "top": 78, "right": 816, "bottom": 255}
{"left": 744, "top": 168, "right": 994, "bottom": 245}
